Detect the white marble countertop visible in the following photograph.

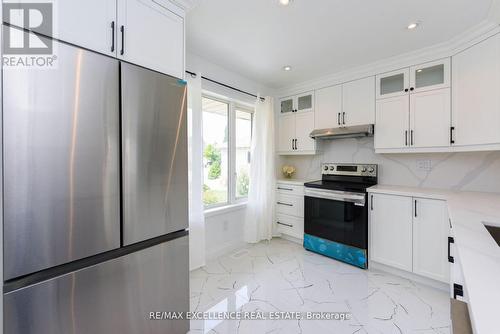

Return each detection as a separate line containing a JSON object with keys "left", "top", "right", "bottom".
{"left": 368, "top": 184, "right": 500, "bottom": 334}
{"left": 367, "top": 184, "right": 451, "bottom": 200}
{"left": 276, "top": 178, "right": 311, "bottom": 186}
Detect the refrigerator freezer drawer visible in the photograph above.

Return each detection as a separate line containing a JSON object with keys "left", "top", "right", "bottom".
{"left": 121, "top": 62, "right": 188, "bottom": 245}
{"left": 4, "top": 235, "right": 189, "bottom": 334}
{"left": 3, "top": 39, "right": 121, "bottom": 280}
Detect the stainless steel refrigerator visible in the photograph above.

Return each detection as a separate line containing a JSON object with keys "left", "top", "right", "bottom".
{"left": 2, "top": 39, "right": 189, "bottom": 333}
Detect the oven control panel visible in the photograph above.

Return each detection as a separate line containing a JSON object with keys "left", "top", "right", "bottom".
{"left": 321, "top": 163, "right": 377, "bottom": 177}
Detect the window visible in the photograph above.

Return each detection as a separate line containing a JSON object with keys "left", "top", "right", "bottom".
{"left": 202, "top": 96, "right": 253, "bottom": 208}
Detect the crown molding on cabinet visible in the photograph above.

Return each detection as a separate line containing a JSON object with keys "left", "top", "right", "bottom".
{"left": 489, "top": 0, "right": 500, "bottom": 24}
{"left": 169, "top": 0, "right": 202, "bottom": 11}
{"left": 276, "top": 20, "right": 500, "bottom": 98}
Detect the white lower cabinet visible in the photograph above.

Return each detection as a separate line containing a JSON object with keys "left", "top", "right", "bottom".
{"left": 275, "top": 181, "right": 304, "bottom": 240}
{"left": 370, "top": 192, "right": 449, "bottom": 283}
{"left": 412, "top": 198, "right": 450, "bottom": 282}
{"left": 370, "top": 193, "right": 413, "bottom": 271}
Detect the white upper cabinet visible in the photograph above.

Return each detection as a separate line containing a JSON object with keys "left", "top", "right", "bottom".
{"left": 4, "top": 0, "right": 185, "bottom": 78}
{"left": 314, "top": 76, "right": 375, "bottom": 130}
{"left": 375, "top": 58, "right": 451, "bottom": 152}
{"left": 280, "top": 96, "right": 295, "bottom": 114}
{"left": 410, "top": 88, "right": 451, "bottom": 148}
{"left": 343, "top": 76, "right": 375, "bottom": 126}
{"left": 294, "top": 112, "right": 315, "bottom": 152}
{"left": 375, "top": 95, "right": 410, "bottom": 149}
{"left": 5, "top": 0, "right": 117, "bottom": 56}
{"left": 278, "top": 92, "right": 316, "bottom": 155}
{"left": 278, "top": 113, "right": 295, "bottom": 152}
{"left": 296, "top": 92, "right": 314, "bottom": 113}
{"left": 452, "top": 33, "right": 500, "bottom": 147}
{"left": 117, "top": 0, "right": 184, "bottom": 78}
{"left": 376, "top": 68, "right": 409, "bottom": 99}
{"left": 314, "top": 84, "right": 342, "bottom": 129}
{"left": 410, "top": 58, "right": 450, "bottom": 93}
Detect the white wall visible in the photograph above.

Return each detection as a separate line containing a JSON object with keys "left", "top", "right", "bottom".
{"left": 279, "top": 138, "right": 500, "bottom": 193}
{"left": 186, "top": 52, "right": 274, "bottom": 260}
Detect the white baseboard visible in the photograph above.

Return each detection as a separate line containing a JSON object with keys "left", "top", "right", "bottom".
{"left": 206, "top": 240, "right": 246, "bottom": 260}
{"left": 278, "top": 233, "right": 303, "bottom": 245}
{"left": 370, "top": 261, "right": 449, "bottom": 292}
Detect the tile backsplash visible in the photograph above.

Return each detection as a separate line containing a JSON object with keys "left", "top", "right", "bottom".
{"left": 278, "top": 138, "right": 500, "bottom": 193}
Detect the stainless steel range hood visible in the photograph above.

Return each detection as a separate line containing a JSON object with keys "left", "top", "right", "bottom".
{"left": 309, "top": 124, "right": 374, "bottom": 140}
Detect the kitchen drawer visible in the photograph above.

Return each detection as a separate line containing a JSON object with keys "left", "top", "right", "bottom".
{"left": 276, "top": 183, "right": 304, "bottom": 196}
{"left": 276, "top": 193, "right": 304, "bottom": 217}
{"left": 276, "top": 214, "right": 304, "bottom": 240}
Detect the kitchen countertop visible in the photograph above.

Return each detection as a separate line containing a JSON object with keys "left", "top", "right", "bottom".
{"left": 367, "top": 185, "right": 500, "bottom": 334}
{"left": 276, "top": 179, "right": 310, "bottom": 186}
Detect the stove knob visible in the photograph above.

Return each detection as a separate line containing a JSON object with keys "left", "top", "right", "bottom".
{"left": 323, "top": 166, "right": 329, "bottom": 171}
{"left": 329, "top": 166, "right": 335, "bottom": 171}
{"left": 361, "top": 167, "right": 367, "bottom": 173}
{"left": 368, "top": 167, "right": 375, "bottom": 173}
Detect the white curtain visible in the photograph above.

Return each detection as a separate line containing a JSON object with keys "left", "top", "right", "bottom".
{"left": 244, "top": 97, "right": 276, "bottom": 243}
{"left": 187, "top": 74, "right": 206, "bottom": 270}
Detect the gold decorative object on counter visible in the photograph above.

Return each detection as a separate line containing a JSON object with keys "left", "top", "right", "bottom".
{"left": 282, "top": 165, "right": 296, "bottom": 178}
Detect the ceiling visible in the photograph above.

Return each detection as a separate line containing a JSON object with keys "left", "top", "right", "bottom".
{"left": 186, "top": 0, "right": 494, "bottom": 89}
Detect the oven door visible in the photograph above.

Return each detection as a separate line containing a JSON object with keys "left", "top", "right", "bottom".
{"left": 304, "top": 188, "right": 368, "bottom": 249}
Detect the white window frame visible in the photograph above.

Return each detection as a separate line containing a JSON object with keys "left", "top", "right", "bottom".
{"left": 202, "top": 92, "right": 254, "bottom": 211}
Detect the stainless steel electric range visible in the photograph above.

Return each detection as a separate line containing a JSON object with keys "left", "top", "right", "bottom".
{"left": 303, "top": 163, "right": 378, "bottom": 269}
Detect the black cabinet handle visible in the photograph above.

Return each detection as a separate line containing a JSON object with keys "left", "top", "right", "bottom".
{"left": 277, "top": 221, "right": 293, "bottom": 228}
{"left": 450, "top": 126, "right": 455, "bottom": 144}
{"left": 110, "top": 21, "right": 115, "bottom": 52}
{"left": 410, "top": 87, "right": 415, "bottom": 91}
{"left": 277, "top": 202, "right": 293, "bottom": 207}
{"left": 294, "top": 139, "right": 298, "bottom": 150}
{"left": 277, "top": 187, "right": 293, "bottom": 191}
{"left": 404, "top": 88, "right": 409, "bottom": 92}
{"left": 410, "top": 130, "right": 414, "bottom": 146}
{"left": 405, "top": 130, "right": 408, "bottom": 146}
{"left": 337, "top": 113, "right": 341, "bottom": 125}
{"left": 342, "top": 112, "right": 346, "bottom": 125}
{"left": 120, "top": 25, "right": 125, "bottom": 55}
{"left": 453, "top": 283, "right": 463, "bottom": 299}
{"left": 414, "top": 199, "right": 417, "bottom": 217}
{"left": 370, "top": 194, "right": 373, "bottom": 211}
{"left": 448, "top": 236, "right": 455, "bottom": 263}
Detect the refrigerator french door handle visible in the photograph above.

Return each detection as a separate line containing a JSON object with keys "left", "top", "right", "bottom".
{"left": 120, "top": 25, "right": 125, "bottom": 55}
{"left": 110, "top": 21, "right": 115, "bottom": 52}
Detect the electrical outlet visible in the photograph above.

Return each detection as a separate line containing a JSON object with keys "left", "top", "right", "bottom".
{"left": 416, "top": 159, "right": 432, "bottom": 171}
{"left": 223, "top": 220, "right": 228, "bottom": 231}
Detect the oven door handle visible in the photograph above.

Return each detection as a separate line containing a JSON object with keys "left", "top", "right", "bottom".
{"left": 304, "top": 188, "right": 366, "bottom": 205}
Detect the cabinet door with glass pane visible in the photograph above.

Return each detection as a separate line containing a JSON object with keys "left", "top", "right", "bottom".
{"left": 410, "top": 58, "right": 450, "bottom": 94}
{"left": 280, "top": 96, "right": 295, "bottom": 114}
{"left": 296, "top": 92, "right": 314, "bottom": 113}
{"left": 376, "top": 69, "right": 409, "bottom": 99}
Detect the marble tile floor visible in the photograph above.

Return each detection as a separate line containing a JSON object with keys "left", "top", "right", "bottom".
{"left": 189, "top": 238, "right": 451, "bottom": 334}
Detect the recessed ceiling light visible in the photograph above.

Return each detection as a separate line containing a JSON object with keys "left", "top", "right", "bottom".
{"left": 283, "top": 65, "right": 292, "bottom": 71}
{"left": 417, "top": 69, "right": 423, "bottom": 73}
{"left": 279, "top": 0, "right": 292, "bottom": 6}
{"left": 407, "top": 22, "right": 419, "bottom": 30}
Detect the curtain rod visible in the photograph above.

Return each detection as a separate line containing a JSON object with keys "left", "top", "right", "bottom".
{"left": 185, "top": 70, "right": 265, "bottom": 102}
